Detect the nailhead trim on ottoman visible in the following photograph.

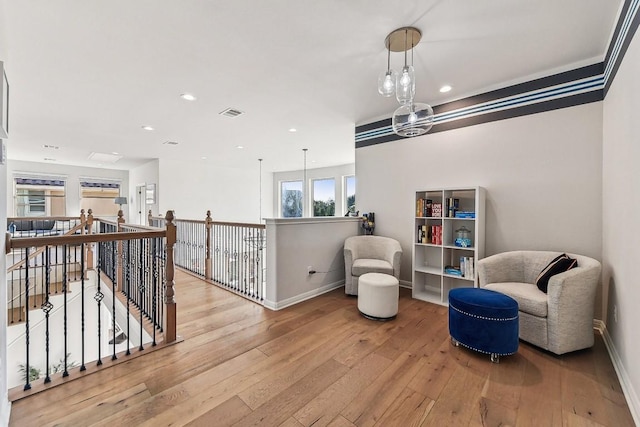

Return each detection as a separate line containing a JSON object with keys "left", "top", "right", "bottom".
{"left": 448, "top": 288, "right": 519, "bottom": 362}
{"left": 357, "top": 272, "right": 399, "bottom": 321}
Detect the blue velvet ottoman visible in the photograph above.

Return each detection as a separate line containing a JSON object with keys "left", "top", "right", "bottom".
{"left": 448, "top": 288, "right": 519, "bottom": 363}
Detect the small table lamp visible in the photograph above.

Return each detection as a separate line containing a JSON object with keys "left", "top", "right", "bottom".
{"left": 114, "top": 197, "right": 127, "bottom": 209}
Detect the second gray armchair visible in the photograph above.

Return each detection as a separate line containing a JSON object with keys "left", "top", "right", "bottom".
{"left": 344, "top": 235, "right": 402, "bottom": 295}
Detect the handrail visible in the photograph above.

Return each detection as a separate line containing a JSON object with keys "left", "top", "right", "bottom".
{"left": 8, "top": 230, "right": 166, "bottom": 249}
{"left": 7, "top": 221, "right": 87, "bottom": 273}
{"left": 7, "top": 216, "right": 83, "bottom": 222}
{"left": 150, "top": 213, "right": 264, "bottom": 229}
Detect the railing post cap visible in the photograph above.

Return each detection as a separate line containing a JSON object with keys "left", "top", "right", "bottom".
{"left": 88, "top": 208, "right": 93, "bottom": 216}
{"left": 165, "top": 210, "right": 175, "bottom": 222}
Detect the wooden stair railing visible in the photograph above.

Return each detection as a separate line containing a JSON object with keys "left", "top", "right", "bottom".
{"left": 5, "top": 210, "right": 178, "bottom": 395}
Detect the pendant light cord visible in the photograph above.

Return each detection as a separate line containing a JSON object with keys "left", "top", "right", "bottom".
{"left": 258, "top": 158, "right": 263, "bottom": 223}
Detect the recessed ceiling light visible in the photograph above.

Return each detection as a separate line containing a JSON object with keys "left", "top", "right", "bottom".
{"left": 439, "top": 85, "right": 452, "bottom": 93}
{"left": 289, "top": 128, "right": 297, "bottom": 132}
{"left": 112, "top": 151, "right": 119, "bottom": 155}
{"left": 236, "top": 145, "right": 244, "bottom": 149}
{"left": 180, "top": 93, "right": 197, "bottom": 101}
{"left": 311, "top": 160, "right": 316, "bottom": 163}
{"left": 163, "top": 140, "right": 179, "bottom": 145}
{"left": 201, "top": 156, "right": 207, "bottom": 160}
{"left": 43, "top": 157, "right": 56, "bottom": 161}
{"left": 142, "top": 125, "right": 154, "bottom": 131}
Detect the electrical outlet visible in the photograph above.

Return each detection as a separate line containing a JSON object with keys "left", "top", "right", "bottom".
{"left": 614, "top": 305, "right": 618, "bottom": 323}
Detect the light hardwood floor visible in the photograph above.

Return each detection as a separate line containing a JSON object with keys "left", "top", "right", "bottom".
{"left": 9, "top": 271, "right": 635, "bottom": 426}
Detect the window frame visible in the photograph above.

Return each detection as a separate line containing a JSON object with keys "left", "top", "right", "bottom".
{"left": 14, "top": 177, "right": 67, "bottom": 217}
{"left": 279, "top": 180, "right": 304, "bottom": 218}
{"left": 343, "top": 175, "right": 356, "bottom": 215}
{"left": 311, "top": 177, "right": 336, "bottom": 217}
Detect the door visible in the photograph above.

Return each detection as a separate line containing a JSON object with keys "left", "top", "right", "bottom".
{"left": 136, "top": 184, "right": 146, "bottom": 225}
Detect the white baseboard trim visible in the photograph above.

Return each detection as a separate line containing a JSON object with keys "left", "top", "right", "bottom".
{"left": 263, "top": 280, "right": 345, "bottom": 311}
{"left": 399, "top": 280, "right": 412, "bottom": 289}
{"left": 596, "top": 319, "right": 640, "bottom": 426}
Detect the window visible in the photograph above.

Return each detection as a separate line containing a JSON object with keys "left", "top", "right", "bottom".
{"left": 80, "top": 180, "right": 121, "bottom": 217}
{"left": 345, "top": 175, "right": 356, "bottom": 215}
{"left": 15, "top": 177, "right": 66, "bottom": 216}
{"left": 312, "top": 178, "right": 335, "bottom": 217}
{"left": 281, "top": 181, "right": 303, "bottom": 218}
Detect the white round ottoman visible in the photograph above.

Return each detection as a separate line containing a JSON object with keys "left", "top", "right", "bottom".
{"left": 357, "top": 272, "right": 399, "bottom": 320}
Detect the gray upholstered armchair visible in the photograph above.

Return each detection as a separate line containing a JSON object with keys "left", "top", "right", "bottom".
{"left": 344, "top": 235, "right": 402, "bottom": 295}
{"left": 477, "top": 251, "right": 601, "bottom": 355}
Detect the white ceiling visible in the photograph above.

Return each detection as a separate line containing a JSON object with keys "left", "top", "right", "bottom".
{"left": 2, "top": 0, "right": 622, "bottom": 172}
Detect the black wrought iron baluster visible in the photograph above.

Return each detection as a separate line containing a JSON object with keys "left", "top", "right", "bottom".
{"left": 111, "top": 239, "right": 117, "bottom": 361}
{"left": 234, "top": 226, "right": 239, "bottom": 292}
{"left": 24, "top": 246, "right": 31, "bottom": 391}
{"left": 125, "top": 239, "right": 131, "bottom": 355}
{"left": 42, "top": 247, "right": 53, "bottom": 383}
{"left": 80, "top": 243, "right": 86, "bottom": 371}
{"left": 159, "top": 238, "right": 165, "bottom": 332}
{"left": 139, "top": 237, "right": 144, "bottom": 351}
{"left": 62, "top": 244, "right": 69, "bottom": 377}
{"left": 95, "top": 245, "right": 104, "bottom": 366}
{"left": 151, "top": 237, "right": 157, "bottom": 345}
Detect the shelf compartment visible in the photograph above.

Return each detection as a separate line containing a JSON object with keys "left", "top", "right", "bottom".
{"left": 414, "top": 265, "right": 441, "bottom": 275}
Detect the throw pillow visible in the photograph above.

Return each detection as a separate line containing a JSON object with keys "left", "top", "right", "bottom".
{"left": 535, "top": 254, "right": 578, "bottom": 293}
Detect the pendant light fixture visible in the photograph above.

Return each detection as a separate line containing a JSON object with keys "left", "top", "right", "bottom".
{"left": 378, "top": 26, "right": 435, "bottom": 136}
{"left": 377, "top": 44, "right": 397, "bottom": 97}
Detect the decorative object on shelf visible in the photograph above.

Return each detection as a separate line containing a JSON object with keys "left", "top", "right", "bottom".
{"left": 455, "top": 226, "right": 472, "bottom": 248}
{"left": 376, "top": 27, "right": 434, "bottom": 137}
{"left": 361, "top": 212, "right": 375, "bottom": 235}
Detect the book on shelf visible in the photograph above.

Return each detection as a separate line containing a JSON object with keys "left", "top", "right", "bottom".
{"left": 416, "top": 198, "right": 433, "bottom": 217}
{"left": 446, "top": 197, "right": 460, "bottom": 218}
{"left": 416, "top": 225, "right": 428, "bottom": 244}
{"left": 454, "top": 211, "right": 475, "bottom": 219}
{"left": 459, "top": 256, "right": 475, "bottom": 278}
{"left": 432, "top": 203, "right": 442, "bottom": 217}
{"left": 430, "top": 225, "right": 442, "bottom": 245}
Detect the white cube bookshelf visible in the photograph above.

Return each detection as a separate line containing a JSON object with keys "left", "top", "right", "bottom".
{"left": 412, "top": 187, "right": 486, "bottom": 306}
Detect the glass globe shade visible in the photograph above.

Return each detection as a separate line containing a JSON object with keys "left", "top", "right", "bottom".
{"left": 377, "top": 70, "right": 397, "bottom": 97}
{"left": 392, "top": 102, "right": 435, "bottom": 137}
{"left": 395, "top": 65, "right": 415, "bottom": 105}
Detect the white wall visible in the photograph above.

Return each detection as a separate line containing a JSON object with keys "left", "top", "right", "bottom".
{"left": 129, "top": 159, "right": 159, "bottom": 224}
{"left": 0, "top": 1, "right": 11, "bottom": 420}
{"left": 603, "top": 25, "right": 640, "bottom": 422}
{"left": 158, "top": 158, "right": 273, "bottom": 224}
{"left": 6, "top": 160, "right": 129, "bottom": 219}
{"left": 272, "top": 163, "right": 355, "bottom": 217}
{"left": 357, "top": 102, "right": 603, "bottom": 314}
{"left": 265, "top": 217, "right": 360, "bottom": 309}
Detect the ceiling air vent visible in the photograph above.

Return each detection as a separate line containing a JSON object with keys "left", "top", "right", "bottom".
{"left": 219, "top": 108, "right": 244, "bottom": 118}
{"left": 163, "top": 140, "right": 179, "bottom": 146}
